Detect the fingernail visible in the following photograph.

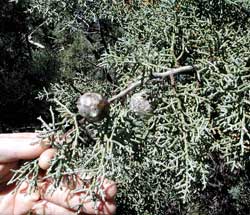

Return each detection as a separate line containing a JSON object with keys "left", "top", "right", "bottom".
{"left": 19, "top": 181, "right": 29, "bottom": 193}
{"left": 29, "top": 190, "right": 40, "bottom": 201}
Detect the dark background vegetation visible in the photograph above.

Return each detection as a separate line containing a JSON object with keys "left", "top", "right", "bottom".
{"left": 1, "top": 0, "right": 250, "bottom": 214}
{"left": 0, "top": 0, "right": 59, "bottom": 132}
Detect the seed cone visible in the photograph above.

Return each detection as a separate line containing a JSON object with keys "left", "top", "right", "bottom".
{"left": 129, "top": 91, "right": 152, "bottom": 115}
{"left": 77, "top": 93, "right": 109, "bottom": 122}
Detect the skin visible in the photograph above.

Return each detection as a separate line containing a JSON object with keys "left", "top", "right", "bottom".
{"left": 0, "top": 133, "right": 117, "bottom": 215}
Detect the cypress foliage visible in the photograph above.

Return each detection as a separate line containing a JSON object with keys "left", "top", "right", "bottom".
{"left": 9, "top": 0, "right": 250, "bottom": 214}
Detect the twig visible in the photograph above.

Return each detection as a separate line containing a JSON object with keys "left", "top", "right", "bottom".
{"left": 26, "top": 20, "right": 47, "bottom": 49}
{"left": 108, "top": 65, "right": 197, "bottom": 103}
{"left": 108, "top": 79, "right": 148, "bottom": 103}
{"left": 28, "top": 36, "right": 45, "bottom": 49}
{"left": 152, "top": 65, "right": 197, "bottom": 78}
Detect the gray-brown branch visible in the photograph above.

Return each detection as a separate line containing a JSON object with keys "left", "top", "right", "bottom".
{"left": 108, "top": 65, "right": 197, "bottom": 103}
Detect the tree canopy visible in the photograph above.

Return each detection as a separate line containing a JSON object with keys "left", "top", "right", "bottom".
{"left": 2, "top": 0, "right": 250, "bottom": 214}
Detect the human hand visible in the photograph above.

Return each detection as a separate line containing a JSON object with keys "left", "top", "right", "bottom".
{"left": 0, "top": 133, "right": 117, "bottom": 215}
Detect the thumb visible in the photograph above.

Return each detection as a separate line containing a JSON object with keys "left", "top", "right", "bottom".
{"left": 0, "top": 133, "right": 49, "bottom": 163}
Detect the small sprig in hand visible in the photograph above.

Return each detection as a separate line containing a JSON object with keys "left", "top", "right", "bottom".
{"left": 0, "top": 133, "right": 117, "bottom": 215}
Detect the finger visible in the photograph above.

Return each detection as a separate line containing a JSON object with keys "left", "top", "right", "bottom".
{"left": 99, "top": 178, "right": 117, "bottom": 201}
{"left": 38, "top": 148, "right": 57, "bottom": 170}
{"left": 0, "top": 181, "right": 40, "bottom": 215}
{"left": 39, "top": 181, "right": 117, "bottom": 215}
{"left": 13, "top": 181, "right": 41, "bottom": 215}
{"left": 0, "top": 133, "right": 49, "bottom": 163}
{"left": 0, "top": 162, "right": 18, "bottom": 183}
{"left": 61, "top": 176, "right": 117, "bottom": 200}
{"left": 31, "top": 200, "right": 76, "bottom": 215}
{"left": 63, "top": 176, "right": 117, "bottom": 200}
